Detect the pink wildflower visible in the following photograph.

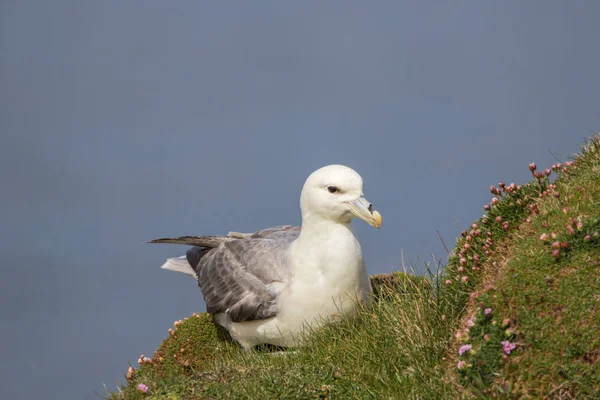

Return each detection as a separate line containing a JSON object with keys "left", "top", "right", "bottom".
{"left": 539, "top": 233, "right": 548, "bottom": 241}
{"left": 501, "top": 341, "right": 516, "bottom": 355}
{"left": 484, "top": 308, "right": 492, "bottom": 316}
{"left": 458, "top": 344, "right": 472, "bottom": 356}
{"left": 457, "top": 360, "right": 467, "bottom": 369}
{"left": 467, "top": 318, "right": 475, "bottom": 327}
{"left": 529, "top": 162, "right": 536, "bottom": 172}
{"left": 137, "top": 383, "right": 149, "bottom": 393}
{"left": 553, "top": 249, "right": 560, "bottom": 258}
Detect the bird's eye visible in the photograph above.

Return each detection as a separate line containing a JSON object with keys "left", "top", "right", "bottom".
{"left": 327, "top": 186, "right": 339, "bottom": 193}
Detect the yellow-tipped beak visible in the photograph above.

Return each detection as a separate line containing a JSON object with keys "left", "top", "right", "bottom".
{"left": 370, "top": 210, "right": 383, "bottom": 229}
{"left": 346, "top": 197, "right": 382, "bottom": 229}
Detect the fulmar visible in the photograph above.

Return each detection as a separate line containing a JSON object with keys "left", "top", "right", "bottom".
{"left": 149, "top": 164, "right": 382, "bottom": 350}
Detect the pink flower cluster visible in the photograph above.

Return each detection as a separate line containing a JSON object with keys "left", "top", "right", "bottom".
{"left": 500, "top": 340, "right": 516, "bottom": 355}
{"left": 458, "top": 344, "right": 472, "bottom": 356}
{"left": 137, "top": 383, "right": 149, "bottom": 393}
{"left": 487, "top": 181, "right": 520, "bottom": 211}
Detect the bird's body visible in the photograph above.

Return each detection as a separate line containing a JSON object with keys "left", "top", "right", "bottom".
{"left": 150, "top": 165, "right": 381, "bottom": 350}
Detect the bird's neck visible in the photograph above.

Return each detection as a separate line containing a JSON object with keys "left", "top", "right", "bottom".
{"left": 297, "top": 214, "right": 354, "bottom": 243}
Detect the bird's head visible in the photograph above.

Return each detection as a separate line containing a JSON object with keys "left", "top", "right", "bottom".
{"left": 299, "top": 165, "right": 382, "bottom": 228}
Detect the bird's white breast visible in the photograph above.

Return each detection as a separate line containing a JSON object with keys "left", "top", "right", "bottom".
{"left": 276, "top": 224, "right": 371, "bottom": 333}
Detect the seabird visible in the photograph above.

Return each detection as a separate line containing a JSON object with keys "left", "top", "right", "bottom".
{"left": 149, "top": 165, "right": 382, "bottom": 350}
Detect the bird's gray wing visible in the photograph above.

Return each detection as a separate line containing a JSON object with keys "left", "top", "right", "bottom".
{"left": 196, "top": 236, "right": 296, "bottom": 322}
{"left": 227, "top": 225, "right": 300, "bottom": 241}
{"left": 149, "top": 226, "right": 300, "bottom": 323}
{"left": 250, "top": 225, "right": 301, "bottom": 239}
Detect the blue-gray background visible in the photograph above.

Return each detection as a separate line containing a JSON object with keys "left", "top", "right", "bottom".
{"left": 1, "top": 1, "right": 598, "bottom": 399}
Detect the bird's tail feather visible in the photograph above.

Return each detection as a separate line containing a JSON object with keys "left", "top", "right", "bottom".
{"left": 147, "top": 236, "right": 229, "bottom": 247}
{"left": 160, "top": 256, "right": 197, "bottom": 278}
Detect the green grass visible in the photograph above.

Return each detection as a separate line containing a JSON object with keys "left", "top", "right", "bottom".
{"left": 112, "top": 272, "right": 460, "bottom": 399}
{"left": 110, "top": 135, "right": 600, "bottom": 400}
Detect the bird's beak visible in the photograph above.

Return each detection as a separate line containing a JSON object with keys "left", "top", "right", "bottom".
{"left": 346, "top": 196, "right": 382, "bottom": 229}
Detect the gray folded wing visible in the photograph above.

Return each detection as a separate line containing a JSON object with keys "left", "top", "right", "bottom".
{"left": 151, "top": 226, "right": 300, "bottom": 323}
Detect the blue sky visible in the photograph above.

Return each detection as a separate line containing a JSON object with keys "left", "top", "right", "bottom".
{"left": 1, "top": 1, "right": 599, "bottom": 398}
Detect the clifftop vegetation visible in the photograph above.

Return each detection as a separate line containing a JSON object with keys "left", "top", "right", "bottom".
{"left": 110, "top": 135, "right": 600, "bottom": 399}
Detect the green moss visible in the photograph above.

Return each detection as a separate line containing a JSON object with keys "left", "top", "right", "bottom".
{"left": 113, "top": 313, "right": 237, "bottom": 399}
{"left": 152, "top": 313, "right": 234, "bottom": 375}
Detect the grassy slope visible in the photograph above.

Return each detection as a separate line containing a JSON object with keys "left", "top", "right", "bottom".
{"left": 110, "top": 136, "right": 600, "bottom": 400}
{"left": 449, "top": 136, "right": 600, "bottom": 398}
